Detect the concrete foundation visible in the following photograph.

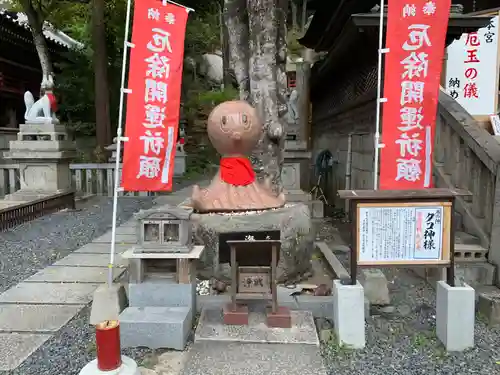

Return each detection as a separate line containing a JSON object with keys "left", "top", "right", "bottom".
{"left": 119, "top": 306, "right": 192, "bottom": 350}
{"left": 332, "top": 280, "right": 365, "bottom": 349}
{"left": 436, "top": 281, "right": 475, "bottom": 351}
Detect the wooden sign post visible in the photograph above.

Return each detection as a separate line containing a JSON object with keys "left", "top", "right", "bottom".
{"left": 338, "top": 188, "right": 470, "bottom": 287}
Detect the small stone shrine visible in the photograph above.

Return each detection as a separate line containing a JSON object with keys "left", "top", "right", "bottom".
{"left": 119, "top": 205, "right": 205, "bottom": 351}
{"left": 3, "top": 75, "right": 76, "bottom": 201}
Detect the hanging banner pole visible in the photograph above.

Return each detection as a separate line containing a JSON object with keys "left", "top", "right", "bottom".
{"left": 108, "top": 0, "right": 193, "bottom": 286}
{"left": 108, "top": 0, "right": 134, "bottom": 287}
{"left": 373, "top": 0, "right": 387, "bottom": 191}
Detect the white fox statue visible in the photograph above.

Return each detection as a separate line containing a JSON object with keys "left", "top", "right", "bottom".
{"left": 24, "top": 74, "right": 59, "bottom": 124}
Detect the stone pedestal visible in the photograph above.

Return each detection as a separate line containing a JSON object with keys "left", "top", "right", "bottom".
{"left": 3, "top": 122, "right": 76, "bottom": 201}
{"left": 333, "top": 280, "right": 365, "bottom": 349}
{"left": 191, "top": 203, "right": 314, "bottom": 284}
{"left": 436, "top": 280, "right": 475, "bottom": 351}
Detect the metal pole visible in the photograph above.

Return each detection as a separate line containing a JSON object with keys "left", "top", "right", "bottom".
{"left": 373, "top": 1, "right": 386, "bottom": 191}
{"left": 108, "top": 0, "right": 133, "bottom": 287}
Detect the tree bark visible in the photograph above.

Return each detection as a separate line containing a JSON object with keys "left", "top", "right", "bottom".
{"left": 223, "top": 0, "right": 287, "bottom": 193}
{"left": 92, "top": 0, "right": 112, "bottom": 152}
{"left": 224, "top": 0, "right": 250, "bottom": 101}
{"left": 247, "top": 0, "right": 283, "bottom": 192}
{"left": 21, "top": 1, "right": 53, "bottom": 84}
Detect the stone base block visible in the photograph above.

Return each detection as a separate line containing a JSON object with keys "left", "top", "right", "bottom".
{"left": 78, "top": 356, "right": 140, "bottom": 375}
{"left": 477, "top": 287, "right": 500, "bottom": 326}
{"left": 128, "top": 280, "right": 195, "bottom": 309}
{"left": 436, "top": 281, "right": 475, "bottom": 351}
{"left": 223, "top": 304, "right": 249, "bottom": 325}
{"left": 359, "top": 268, "right": 390, "bottom": 305}
{"left": 119, "top": 306, "right": 191, "bottom": 350}
{"left": 90, "top": 284, "right": 128, "bottom": 325}
{"left": 266, "top": 306, "right": 292, "bottom": 328}
{"left": 333, "top": 280, "right": 365, "bottom": 349}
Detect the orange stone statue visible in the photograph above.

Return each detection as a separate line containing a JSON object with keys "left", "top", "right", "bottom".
{"left": 191, "top": 101, "right": 286, "bottom": 212}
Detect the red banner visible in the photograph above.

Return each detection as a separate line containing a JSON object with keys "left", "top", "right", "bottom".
{"left": 122, "top": 1, "right": 189, "bottom": 191}
{"left": 379, "top": 0, "right": 451, "bottom": 189}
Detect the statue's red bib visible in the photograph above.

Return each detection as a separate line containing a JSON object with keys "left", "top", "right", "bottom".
{"left": 46, "top": 92, "right": 58, "bottom": 112}
{"left": 220, "top": 157, "right": 255, "bottom": 186}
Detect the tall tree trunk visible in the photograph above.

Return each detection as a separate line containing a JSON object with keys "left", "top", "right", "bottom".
{"left": 247, "top": 0, "right": 283, "bottom": 193}
{"left": 92, "top": 0, "right": 112, "bottom": 153}
{"left": 224, "top": 0, "right": 287, "bottom": 193}
{"left": 291, "top": 1, "right": 297, "bottom": 29}
{"left": 224, "top": 0, "right": 250, "bottom": 101}
{"left": 21, "top": 1, "right": 53, "bottom": 84}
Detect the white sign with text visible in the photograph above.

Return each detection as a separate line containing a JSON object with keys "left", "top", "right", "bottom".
{"left": 445, "top": 15, "right": 499, "bottom": 116}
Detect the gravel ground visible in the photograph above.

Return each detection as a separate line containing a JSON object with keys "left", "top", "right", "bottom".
{"left": 317, "top": 217, "right": 500, "bottom": 375}
{"left": 0, "top": 196, "right": 155, "bottom": 294}
{"left": 5, "top": 305, "right": 158, "bottom": 375}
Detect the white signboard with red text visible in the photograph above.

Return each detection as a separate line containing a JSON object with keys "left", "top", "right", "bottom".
{"left": 445, "top": 14, "right": 499, "bottom": 116}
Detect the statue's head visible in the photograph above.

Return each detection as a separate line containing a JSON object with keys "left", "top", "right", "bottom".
{"left": 40, "top": 74, "right": 55, "bottom": 92}
{"left": 207, "top": 100, "right": 262, "bottom": 156}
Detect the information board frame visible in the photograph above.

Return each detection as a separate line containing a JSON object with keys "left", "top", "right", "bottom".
{"left": 355, "top": 201, "right": 452, "bottom": 266}
{"left": 338, "top": 188, "right": 471, "bottom": 288}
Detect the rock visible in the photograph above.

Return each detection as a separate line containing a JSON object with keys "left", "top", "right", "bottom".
{"left": 139, "top": 367, "right": 158, "bottom": 375}
{"left": 319, "top": 328, "right": 334, "bottom": 343}
{"left": 477, "top": 287, "right": 500, "bottom": 327}
{"left": 155, "top": 351, "right": 189, "bottom": 375}
{"left": 191, "top": 203, "right": 313, "bottom": 283}
{"left": 359, "top": 268, "right": 390, "bottom": 305}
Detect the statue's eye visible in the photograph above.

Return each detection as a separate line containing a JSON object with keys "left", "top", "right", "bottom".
{"left": 221, "top": 116, "right": 227, "bottom": 125}
{"left": 242, "top": 114, "right": 248, "bottom": 123}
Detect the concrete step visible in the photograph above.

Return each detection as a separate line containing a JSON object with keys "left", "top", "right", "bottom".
{"left": 455, "top": 231, "right": 481, "bottom": 246}
{"left": 414, "top": 262, "right": 495, "bottom": 289}
{"left": 119, "top": 306, "right": 192, "bottom": 350}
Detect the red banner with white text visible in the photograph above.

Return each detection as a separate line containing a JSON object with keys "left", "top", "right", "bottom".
{"left": 379, "top": 0, "right": 451, "bottom": 189}
{"left": 121, "top": 1, "right": 189, "bottom": 191}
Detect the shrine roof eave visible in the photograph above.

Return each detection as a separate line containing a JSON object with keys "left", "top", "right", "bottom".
{"left": 298, "top": 0, "right": 379, "bottom": 51}
{"left": 351, "top": 13, "right": 493, "bottom": 33}
{"left": 311, "top": 13, "right": 493, "bottom": 87}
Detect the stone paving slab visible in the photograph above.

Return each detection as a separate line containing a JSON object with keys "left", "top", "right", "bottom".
{"left": 0, "top": 283, "right": 99, "bottom": 305}
{"left": 74, "top": 243, "right": 131, "bottom": 254}
{"left": 120, "top": 219, "right": 138, "bottom": 228}
{"left": 0, "top": 304, "right": 85, "bottom": 333}
{"left": 114, "top": 226, "right": 137, "bottom": 235}
{"left": 24, "top": 266, "right": 125, "bottom": 283}
{"left": 93, "top": 233, "right": 137, "bottom": 244}
{"left": 0, "top": 333, "right": 52, "bottom": 371}
{"left": 52, "top": 253, "right": 127, "bottom": 268}
{"left": 195, "top": 307, "right": 319, "bottom": 345}
{"left": 181, "top": 341, "right": 327, "bottom": 375}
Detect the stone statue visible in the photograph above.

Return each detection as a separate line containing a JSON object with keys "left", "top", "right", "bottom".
{"left": 191, "top": 100, "right": 286, "bottom": 212}
{"left": 24, "top": 74, "right": 59, "bottom": 124}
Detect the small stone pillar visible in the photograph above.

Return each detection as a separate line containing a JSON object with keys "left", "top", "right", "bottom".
{"left": 3, "top": 122, "right": 76, "bottom": 201}
{"left": 333, "top": 280, "right": 366, "bottom": 349}
{"left": 436, "top": 280, "right": 475, "bottom": 351}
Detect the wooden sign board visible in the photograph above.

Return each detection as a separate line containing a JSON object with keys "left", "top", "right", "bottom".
{"left": 355, "top": 201, "right": 452, "bottom": 266}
